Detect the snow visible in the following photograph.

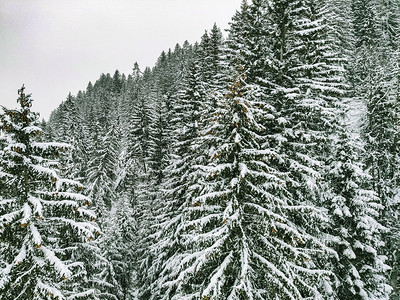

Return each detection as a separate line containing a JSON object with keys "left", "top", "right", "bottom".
{"left": 14, "top": 243, "right": 27, "bottom": 265}
{"left": 29, "top": 195, "right": 43, "bottom": 218}
{"left": 66, "top": 290, "right": 95, "bottom": 299}
{"left": 22, "top": 125, "right": 42, "bottom": 134}
{"left": 343, "top": 248, "right": 356, "bottom": 259}
{"left": 333, "top": 207, "right": 343, "bottom": 217}
{"left": 49, "top": 217, "right": 99, "bottom": 239}
{"left": 29, "top": 223, "right": 42, "bottom": 246}
{"left": 31, "top": 141, "right": 72, "bottom": 151}
{"left": 201, "top": 252, "right": 233, "bottom": 297}
{"left": 41, "top": 246, "right": 72, "bottom": 278}
{"left": 36, "top": 280, "right": 64, "bottom": 299}
{"left": 21, "top": 203, "right": 32, "bottom": 225}
{"left": 30, "top": 163, "right": 58, "bottom": 180}
{"left": 0, "top": 209, "right": 21, "bottom": 224}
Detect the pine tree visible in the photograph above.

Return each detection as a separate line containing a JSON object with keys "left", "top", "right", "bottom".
{"left": 363, "top": 61, "right": 400, "bottom": 298}
{"left": 117, "top": 62, "right": 142, "bottom": 200}
{"left": 86, "top": 121, "right": 120, "bottom": 218}
{"left": 326, "top": 132, "right": 391, "bottom": 299}
{"left": 131, "top": 68, "right": 153, "bottom": 174}
{"left": 59, "top": 93, "right": 89, "bottom": 181}
{"left": 138, "top": 59, "right": 209, "bottom": 298}
{"left": 149, "top": 1, "right": 341, "bottom": 296}
{"left": 154, "top": 65, "right": 335, "bottom": 299}
{"left": 148, "top": 98, "right": 169, "bottom": 185}
{"left": 103, "top": 196, "right": 136, "bottom": 299}
{"left": 0, "top": 86, "right": 99, "bottom": 299}
{"left": 349, "top": 2, "right": 400, "bottom": 296}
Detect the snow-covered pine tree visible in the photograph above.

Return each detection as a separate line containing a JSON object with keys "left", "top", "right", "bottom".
{"left": 0, "top": 86, "right": 99, "bottom": 299}
{"left": 149, "top": 1, "right": 337, "bottom": 298}
{"left": 133, "top": 94, "right": 171, "bottom": 296}
{"left": 57, "top": 93, "right": 89, "bottom": 181}
{"left": 139, "top": 28, "right": 223, "bottom": 296}
{"left": 349, "top": 1, "right": 400, "bottom": 295}
{"left": 363, "top": 61, "right": 400, "bottom": 298}
{"left": 137, "top": 58, "right": 210, "bottom": 299}
{"left": 208, "top": 24, "right": 224, "bottom": 82}
{"left": 364, "top": 67, "right": 399, "bottom": 207}
{"left": 148, "top": 98, "right": 169, "bottom": 185}
{"left": 154, "top": 64, "right": 334, "bottom": 299}
{"left": 116, "top": 62, "right": 142, "bottom": 201}
{"left": 326, "top": 131, "right": 391, "bottom": 299}
{"left": 86, "top": 121, "right": 120, "bottom": 219}
{"left": 197, "top": 24, "right": 224, "bottom": 121}
{"left": 131, "top": 67, "right": 154, "bottom": 174}
{"left": 102, "top": 195, "right": 136, "bottom": 299}
{"left": 127, "top": 68, "right": 163, "bottom": 298}
{"left": 112, "top": 70, "right": 124, "bottom": 95}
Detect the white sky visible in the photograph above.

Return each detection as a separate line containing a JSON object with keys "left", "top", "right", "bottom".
{"left": 0, "top": 0, "right": 242, "bottom": 120}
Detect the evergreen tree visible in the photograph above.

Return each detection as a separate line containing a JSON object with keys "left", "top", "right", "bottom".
{"left": 103, "top": 196, "right": 136, "bottom": 299}
{"left": 148, "top": 98, "right": 169, "bottom": 185}
{"left": 131, "top": 68, "right": 153, "bottom": 174}
{"left": 326, "top": 132, "right": 391, "bottom": 299}
{"left": 60, "top": 93, "right": 89, "bottom": 181}
{"left": 154, "top": 66, "right": 334, "bottom": 299}
{"left": 0, "top": 86, "right": 99, "bottom": 299}
{"left": 149, "top": 1, "right": 340, "bottom": 295}
{"left": 350, "top": 2, "right": 400, "bottom": 296}
{"left": 138, "top": 59, "right": 209, "bottom": 298}
{"left": 86, "top": 121, "right": 120, "bottom": 218}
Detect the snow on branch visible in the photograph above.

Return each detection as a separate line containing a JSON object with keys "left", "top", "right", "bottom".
{"left": 32, "top": 142, "right": 72, "bottom": 151}
{"left": 66, "top": 289, "right": 95, "bottom": 299}
{"left": 30, "top": 164, "right": 58, "bottom": 181}
{"left": 181, "top": 226, "right": 228, "bottom": 246}
{"left": 0, "top": 209, "right": 22, "bottom": 225}
{"left": 21, "top": 203, "right": 32, "bottom": 225}
{"left": 202, "top": 251, "right": 233, "bottom": 297}
{"left": 41, "top": 246, "right": 72, "bottom": 278}
{"left": 14, "top": 242, "right": 27, "bottom": 265}
{"left": 29, "top": 223, "right": 42, "bottom": 247}
{"left": 253, "top": 252, "right": 302, "bottom": 299}
{"left": 21, "top": 125, "right": 42, "bottom": 135}
{"left": 49, "top": 217, "right": 98, "bottom": 240}
{"left": 36, "top": 279, "right": 64, "bottom": 299}
{"left": 28, "top": 195, "right": 43, "bottom": 218}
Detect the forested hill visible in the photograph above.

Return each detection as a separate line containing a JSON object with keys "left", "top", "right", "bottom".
{"left": 2, "top": 0, "right": 400, "bottom": 299}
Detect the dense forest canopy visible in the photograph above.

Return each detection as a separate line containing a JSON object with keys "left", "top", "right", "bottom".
{"left": 1, "top": 0, "right": 400, "bottom": 299}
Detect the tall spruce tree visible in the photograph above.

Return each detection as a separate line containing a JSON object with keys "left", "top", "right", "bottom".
{"left": 86, "top": 121, "right": 120, "bottom": 218}
{"left": 326, "top": 132, "right": 391, "bottom": 299}
{"left": 148, "top": 1, "right": 341, "bottom": 298}
{"left": 350, "top": 1, "right": 400, "bottom": 296}
{"left": 138, "top": 59, "right": 210, "bottom": 298}
{"left": 0, "top": 86, "right": 99, "bottom": 299}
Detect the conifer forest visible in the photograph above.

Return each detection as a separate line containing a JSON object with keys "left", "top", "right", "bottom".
{"left": 2, "top": 0, "right": 400, "bottom": 299}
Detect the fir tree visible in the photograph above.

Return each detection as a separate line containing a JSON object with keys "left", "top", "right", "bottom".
{"left": 138, "top": 59, "right": 209, "bottom": 298}
{"left": 104, "top": 196, "right": 136, "bottom": 299}
{"left": 0, "top": 86, "right": 99, "bottom": 299}
{"left": 326, "top": 132, "right": 391, "bottom": 299}
{"left": 86, "top": 121, "right": 120, "bottom": 218}
{"left": 148, "top": 98, "right": 169, "bottom": 185}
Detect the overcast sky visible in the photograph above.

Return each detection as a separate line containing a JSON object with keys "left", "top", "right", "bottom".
{"left": 0, "top": 0, "right": 242, "bottom": 120}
